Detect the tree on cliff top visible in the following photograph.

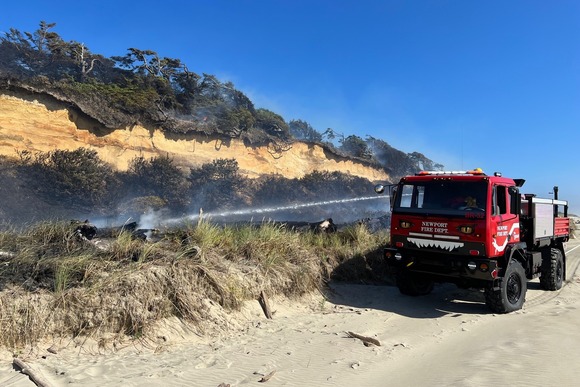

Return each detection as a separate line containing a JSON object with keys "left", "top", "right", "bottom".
{"left": 0, "top": 21, "right": 441, "bottom": 178}
{"left": 289, "top": 119, "right": 323, "bottom": 142}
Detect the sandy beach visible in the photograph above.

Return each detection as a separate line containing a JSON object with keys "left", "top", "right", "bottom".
{"left": 3, "top": 238, "right": 580, "bottom": 387}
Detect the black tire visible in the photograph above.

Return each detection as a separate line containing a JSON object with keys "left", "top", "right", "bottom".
{"left": 540, "top": 248, "right": 564, "bottom": 291}
{"left": 484, "top": 259, "right": 526, "bottom": 313}
{"left": 396, "top": 270, "right": 434, "bottom": 296}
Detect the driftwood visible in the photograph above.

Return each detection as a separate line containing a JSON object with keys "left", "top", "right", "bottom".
{"left": 258, "top": 290, "right": 273, "bottom": 319}
{"left": 282, "top": 218, "right": 338, "bottom": 233}
{"left": 72, "top": 220, "right": 97, "bottom": 240}
{"left": 13, "top": 358, "right": 52, "bottom": 387}
{"left": 73, "top": 220, "right": 159, "bottom": 243}
{"left": 346, "top": 331, "right": 381, "bottom": 347}
{"left": 258, "top": 370, "right": 276, "bottom": 382}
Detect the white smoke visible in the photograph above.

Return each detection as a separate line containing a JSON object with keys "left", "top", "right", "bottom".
{"left": 139, "top": 208, "right": 166, "bottom": 229}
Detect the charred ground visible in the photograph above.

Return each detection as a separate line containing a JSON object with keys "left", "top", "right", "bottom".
{"left": 0, "top": 149, "right": 391, "bottom": 226}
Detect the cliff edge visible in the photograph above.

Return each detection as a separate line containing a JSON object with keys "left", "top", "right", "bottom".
{"left": 0, "top": 90, "right": 389, "bottom": 182}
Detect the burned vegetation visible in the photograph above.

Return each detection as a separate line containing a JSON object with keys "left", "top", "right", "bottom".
{"left": 0, "top": 21, "right": 440, "bottom": 176}
{"left": 0, "top": 148, "right": 390, "bottom": 226}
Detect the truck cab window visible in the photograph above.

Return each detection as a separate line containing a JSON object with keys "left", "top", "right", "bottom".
{"left": 416, "top": 186, "right": 426, "bottom": 208}
{"left": 399, "top": 185, "right": 414, "bottom": 208}
{"left": 493, "top": 185, "right": 507, "bottom": 215}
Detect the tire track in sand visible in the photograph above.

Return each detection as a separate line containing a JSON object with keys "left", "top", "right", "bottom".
{"left": 521, "top": 240, "right": 580, "bottom": 309}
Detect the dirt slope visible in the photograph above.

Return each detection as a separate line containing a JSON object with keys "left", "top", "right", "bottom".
{"left": 0, "top": 92, "right": 389, "bottom": 181}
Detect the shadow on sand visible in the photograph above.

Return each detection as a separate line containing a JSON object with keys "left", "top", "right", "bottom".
{"left": 327, "top": 247, "right": 492, "bottom": 318}
{"left": 324, "top": 281, "right": 491, "bottom": 319}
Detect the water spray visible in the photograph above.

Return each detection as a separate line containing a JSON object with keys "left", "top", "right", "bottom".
{"left": 162, "top": 195, "right": 390, "bottom": 226}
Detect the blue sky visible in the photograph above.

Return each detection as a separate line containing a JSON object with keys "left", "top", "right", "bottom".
{"left": 3, "top": 1, "right": 580, "bottom": 213}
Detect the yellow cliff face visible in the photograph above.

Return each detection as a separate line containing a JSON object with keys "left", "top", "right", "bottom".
{"left": 0, "top": 93, "right": 389, "bottom": 181}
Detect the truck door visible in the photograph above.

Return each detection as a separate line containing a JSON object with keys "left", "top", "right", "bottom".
{"left": 490, "top": 184, "right": 521, "bottom": 256}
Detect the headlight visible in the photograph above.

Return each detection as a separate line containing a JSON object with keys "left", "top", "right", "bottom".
{"left": 459, "top": 225, "right": 474, "bottom": 234}
{"left": 400, "top": 220, "right": 412, "bottom": 229}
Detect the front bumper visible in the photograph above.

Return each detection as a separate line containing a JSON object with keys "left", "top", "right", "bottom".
{"left": 384, "top": 246, "right": 498, "bottom": 283}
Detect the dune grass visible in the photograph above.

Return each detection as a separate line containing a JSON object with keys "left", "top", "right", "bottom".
{"left": 0, "top": 220, "right": 389, "bottom": 350}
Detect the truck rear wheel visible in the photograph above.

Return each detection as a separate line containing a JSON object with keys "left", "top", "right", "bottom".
{"left": 484, "top": 259, "right": 526, "bottom": 313}
{"left": 396, "top": 270, "right": 434, "bottom": 296}
{"left": 540, "top": 248, "right": 564, "bottom": 291}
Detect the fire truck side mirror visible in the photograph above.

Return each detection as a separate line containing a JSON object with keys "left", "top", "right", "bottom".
{"left": 390, "top": 186, "right": 398, "bottom": 208}
{"left": 375, "top": 184, "right": 397, "bottom": 209}
{"left": 509, "top": 186, "right": 521, "bottom": 215}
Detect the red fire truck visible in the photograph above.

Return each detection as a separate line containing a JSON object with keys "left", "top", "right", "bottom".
{"left": 375, "top": 169, "right": 570, "bottom": 313}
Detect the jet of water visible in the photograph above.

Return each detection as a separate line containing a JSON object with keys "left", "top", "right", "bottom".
{"left": 162, "top": 195, "right": 389, "bottom": 226}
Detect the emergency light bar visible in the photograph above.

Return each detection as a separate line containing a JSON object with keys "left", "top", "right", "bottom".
{"left": 416, "top": 168, "right": 486, "bottom": 176}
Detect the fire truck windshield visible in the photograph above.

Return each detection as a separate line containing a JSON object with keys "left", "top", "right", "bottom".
{"left": 394, "top": 180, "right": 488, "bottom": 215}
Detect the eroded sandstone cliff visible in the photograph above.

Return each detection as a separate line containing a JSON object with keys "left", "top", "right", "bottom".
{"left": 0, "top": 91, "right": 389, "bottom": 181}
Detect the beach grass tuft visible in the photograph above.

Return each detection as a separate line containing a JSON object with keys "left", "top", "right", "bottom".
{"left": 0, "top": 220, "right": 389, "bottom": 350}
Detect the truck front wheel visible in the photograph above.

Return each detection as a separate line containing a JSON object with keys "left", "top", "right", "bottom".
{"left": 540, "top": 248, "right": 564, "bottom": 291}
{"left": 396, "top": 270, "right": 434, "bottom": 296}
{"left": 484, "top": 259, "right": 526, "bottom": 313}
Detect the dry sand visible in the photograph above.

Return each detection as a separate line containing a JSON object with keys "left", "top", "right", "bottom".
{"left": 3, "top": 239, "right": 580, "bottom": 387}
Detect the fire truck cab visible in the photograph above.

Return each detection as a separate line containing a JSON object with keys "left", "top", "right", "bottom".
{"left": 375, "top": 169, "right": 569, "bottom": 313}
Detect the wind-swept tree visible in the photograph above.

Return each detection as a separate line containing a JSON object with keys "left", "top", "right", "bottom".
{"left": 220, "top": 108, "right": 256, "bottom": 136}
{"left": 0, "top": 21, "right": 60, "bottom": 74}
{"left": 68, "top": 42, "right": 101, "bottom": 80}
{"left": 0, "top": 21, "right": 111, "bottom": 81}
{"left": 340, "top": 135, "right": 373, "bottom": 159}
{"left": 113, "top": 48, "right": 183, "bottom": 80}
{"left": 408, "top": 152, "right": 443, "bottom": 171}
{"left": 255, "top": 108, "right": 289, "bottom": 139}
{"left": 289, "top": 119, "right": 322, "bottom": 142}
{"left": 24, "top": 21, "right": 58, "bottom": 53}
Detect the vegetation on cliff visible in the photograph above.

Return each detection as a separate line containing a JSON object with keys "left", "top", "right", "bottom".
{"left": 0, "top": 21, "right": 442, "bottom": 178}
{"left": 1, "top": 149, "right": 381, "bottom": 225}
